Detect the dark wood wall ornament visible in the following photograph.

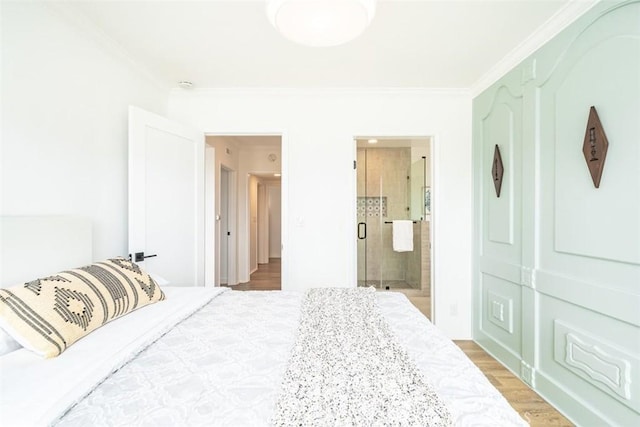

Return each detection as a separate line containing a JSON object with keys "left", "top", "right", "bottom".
{"left": 492, "top": 144, "right": 505, "bottom": 197}
{"left": 582, "top": 106, "right": 609, "bottom": 188}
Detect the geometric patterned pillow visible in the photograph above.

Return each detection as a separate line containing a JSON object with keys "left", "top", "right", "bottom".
{"left": 0, "top": 257, "right": 165, "bottom": 358}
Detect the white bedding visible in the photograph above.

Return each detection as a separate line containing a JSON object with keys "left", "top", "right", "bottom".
{"left": 0, "top": 287, "right": 226, "bottom": 426}
{"left": 0, "top": 288, "right": 527, "bottom": 426}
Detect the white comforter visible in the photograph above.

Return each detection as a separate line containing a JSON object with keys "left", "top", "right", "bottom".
{"left": 0, "top": 288, "right": 527, "bottom": 426}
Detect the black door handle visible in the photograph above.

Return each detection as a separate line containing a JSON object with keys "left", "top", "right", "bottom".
{"left": 132, "top": 252, "right": 157, "bottom": 262}
{"left": 357, "top": 222, "right": 367, "bottom": 239}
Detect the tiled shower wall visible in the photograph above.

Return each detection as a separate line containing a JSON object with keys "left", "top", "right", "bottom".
{"left": 407, "top": 221, "right": 430, "bottom": 294}
{"left": 357, "top": 148, "right": 411, "bottom": 220}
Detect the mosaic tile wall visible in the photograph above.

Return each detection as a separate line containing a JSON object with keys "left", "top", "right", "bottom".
{"left": 357, "top": 196, "right": 387, "bottom": 217}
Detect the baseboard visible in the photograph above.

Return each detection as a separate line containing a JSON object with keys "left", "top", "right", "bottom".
{"left": 473, "top": 332, "right": 636, "bottom": 426}
{"left": 473, "top": 330, "right": 522, "bottom": 375}
{"left": 535, "top": 370, "right": 608, "bottom": 426}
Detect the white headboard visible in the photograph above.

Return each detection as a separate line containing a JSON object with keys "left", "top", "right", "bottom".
{"left": 0, "top": 216, "right": 92, "bottom": 287}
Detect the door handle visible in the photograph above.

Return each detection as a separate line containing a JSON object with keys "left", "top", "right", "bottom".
{"left": 131, "top": 252, "right": 158, "bottom": 262}
{"left": 357, "top": 222, "right": 367, "bottom": 239}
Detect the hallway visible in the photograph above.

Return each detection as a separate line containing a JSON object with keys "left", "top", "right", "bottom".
{"left": 224, "top": 258, "right": 281, "bottom": 291}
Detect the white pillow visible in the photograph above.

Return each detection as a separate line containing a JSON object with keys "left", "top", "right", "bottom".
{"left": 149, "top": 273, "right": 170, "bottom": 286}
{"left": 0, "top": 328, "right": 22, "bottom": 355}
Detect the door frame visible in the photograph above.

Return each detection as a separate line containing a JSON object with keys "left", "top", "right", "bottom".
{"left": 352, "top": 135, "right": 437, "bottom": 319}
{"left": 204, "top": 148, "right": 238, "bottom": 287}
{"left": 204, "top": 131, "right": 287, "bottom": 289}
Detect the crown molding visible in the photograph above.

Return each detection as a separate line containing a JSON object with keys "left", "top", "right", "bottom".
{"left": 43, "top": 1, "right": 170, "bottom": 93}
{"left": 470, "top": 0, "right": 600, "bottom": 97}
{"left": 169, "top": 87, "right": 471, "bottom": 97}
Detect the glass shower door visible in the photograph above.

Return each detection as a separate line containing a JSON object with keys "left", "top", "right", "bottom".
{"left": 357, "top": 148, "right": 368, "bottom": 287}
{"left": 357, "top": 142, "right": 424, "bottom": 291}
{"left": 357, "top": 148, "right": 384, "bottom": 288}
{"left": 356, "top": 138, "right": 431, "bottom": 304}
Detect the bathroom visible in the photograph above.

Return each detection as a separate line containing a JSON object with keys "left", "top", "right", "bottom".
{"left": 356, "top": 137, "right": 432, "bottom": 298}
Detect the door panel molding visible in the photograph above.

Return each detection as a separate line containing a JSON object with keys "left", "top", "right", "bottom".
{"left": 128, "top": 106, "right": 204, "bottom": 286}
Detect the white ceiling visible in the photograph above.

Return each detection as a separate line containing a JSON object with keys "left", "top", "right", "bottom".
{"left": 208, "top": 135, "right": 282, "bottom": 148}
{"left": 62, "top": 0, "right": 581, "bottom": 90}
{"left": 356, "top": 137, "right": 430, "bottom": 148}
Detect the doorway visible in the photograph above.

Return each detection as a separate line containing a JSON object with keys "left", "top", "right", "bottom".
{"left": 206, "top": 135, "right": 282, "bottom": 289}
{"left": 356, "top": 137, "right": 433, "bottom": 309}
{"left": 248, "top": 172, "right": 282, "bottom": 289}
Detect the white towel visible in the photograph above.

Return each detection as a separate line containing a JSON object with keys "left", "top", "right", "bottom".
{"left": 392, "top": 220, "right": 414, "bottom": 252}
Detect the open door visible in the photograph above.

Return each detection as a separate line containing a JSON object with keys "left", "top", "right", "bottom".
{"left": 128, "top": 106, "right": 204, "bottom": 286}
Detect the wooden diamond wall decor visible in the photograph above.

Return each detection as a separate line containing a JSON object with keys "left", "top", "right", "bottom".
{"left": 582, "top": 106, "right": 609, "bottom": 188}
{"left": 492, "top": 144, "right": 504, "bottom": 197}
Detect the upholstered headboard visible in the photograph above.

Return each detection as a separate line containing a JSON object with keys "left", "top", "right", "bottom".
{"left": 0, "top": 216, "right": 92, "bottom": 287}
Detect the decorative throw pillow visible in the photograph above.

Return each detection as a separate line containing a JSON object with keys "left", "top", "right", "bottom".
{"left": 0, "top": 257, "right": 165, "bottom": 358}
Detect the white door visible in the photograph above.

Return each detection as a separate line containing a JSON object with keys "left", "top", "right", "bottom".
{"left": 128, "top": 106, "right": 204, "bottom": 286}
{"left": 268, "top": 184, "right": 282, "bottom": 258}
{"left": 219, "top": 167, "right": 230, "bottom": 284}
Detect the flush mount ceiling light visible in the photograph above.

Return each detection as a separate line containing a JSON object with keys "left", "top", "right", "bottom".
{"left": 266, "top": 0, "right": 376, "bottom": 47}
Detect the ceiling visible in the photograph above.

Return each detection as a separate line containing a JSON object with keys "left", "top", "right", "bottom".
{"left": 208, "top": 135, "right": 282, "bottom": 148}
{"left": 356, "top": 137, "right": 431, "bottom": 148}
{"left": 62, "top": 0, "right": 576, "bottom": 90}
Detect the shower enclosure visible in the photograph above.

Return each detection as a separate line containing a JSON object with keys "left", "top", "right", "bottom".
{"left": 356, "top": 139, "right": 431, "bottom": 294}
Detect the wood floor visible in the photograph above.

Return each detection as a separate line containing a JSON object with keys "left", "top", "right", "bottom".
{"left": 225, "top": 260, "right": 572, "bottom": 426}
{"left": 453, "top": 341, "right": 572, "bottom": 426}
{"left": 223, "top": 258, "right": 282, "bottom": 290}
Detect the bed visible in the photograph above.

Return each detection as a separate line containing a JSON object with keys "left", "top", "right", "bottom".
{"left": 0, "top": 217, "right": 527, "bottom": 426}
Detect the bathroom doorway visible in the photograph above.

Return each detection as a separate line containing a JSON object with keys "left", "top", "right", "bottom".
{"left": 356, "top": 137, "right": 433, "bottom": 300}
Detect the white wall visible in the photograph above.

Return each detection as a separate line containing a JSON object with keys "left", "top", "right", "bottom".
{"left": 1, "top": 2, "right": 168, "bottom": 260}
{"left": 169, "top": 89, "right": 473, "bottom": 338}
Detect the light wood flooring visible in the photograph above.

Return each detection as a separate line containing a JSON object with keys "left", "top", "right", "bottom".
{"left": 223, "top": 258, "right": 282, "bottom": 290}
{"left": 224, "top": 259, "right": 572, "bottom": 426}
{"left": 453, "top": 341, "right": 572, "bottom": 426}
